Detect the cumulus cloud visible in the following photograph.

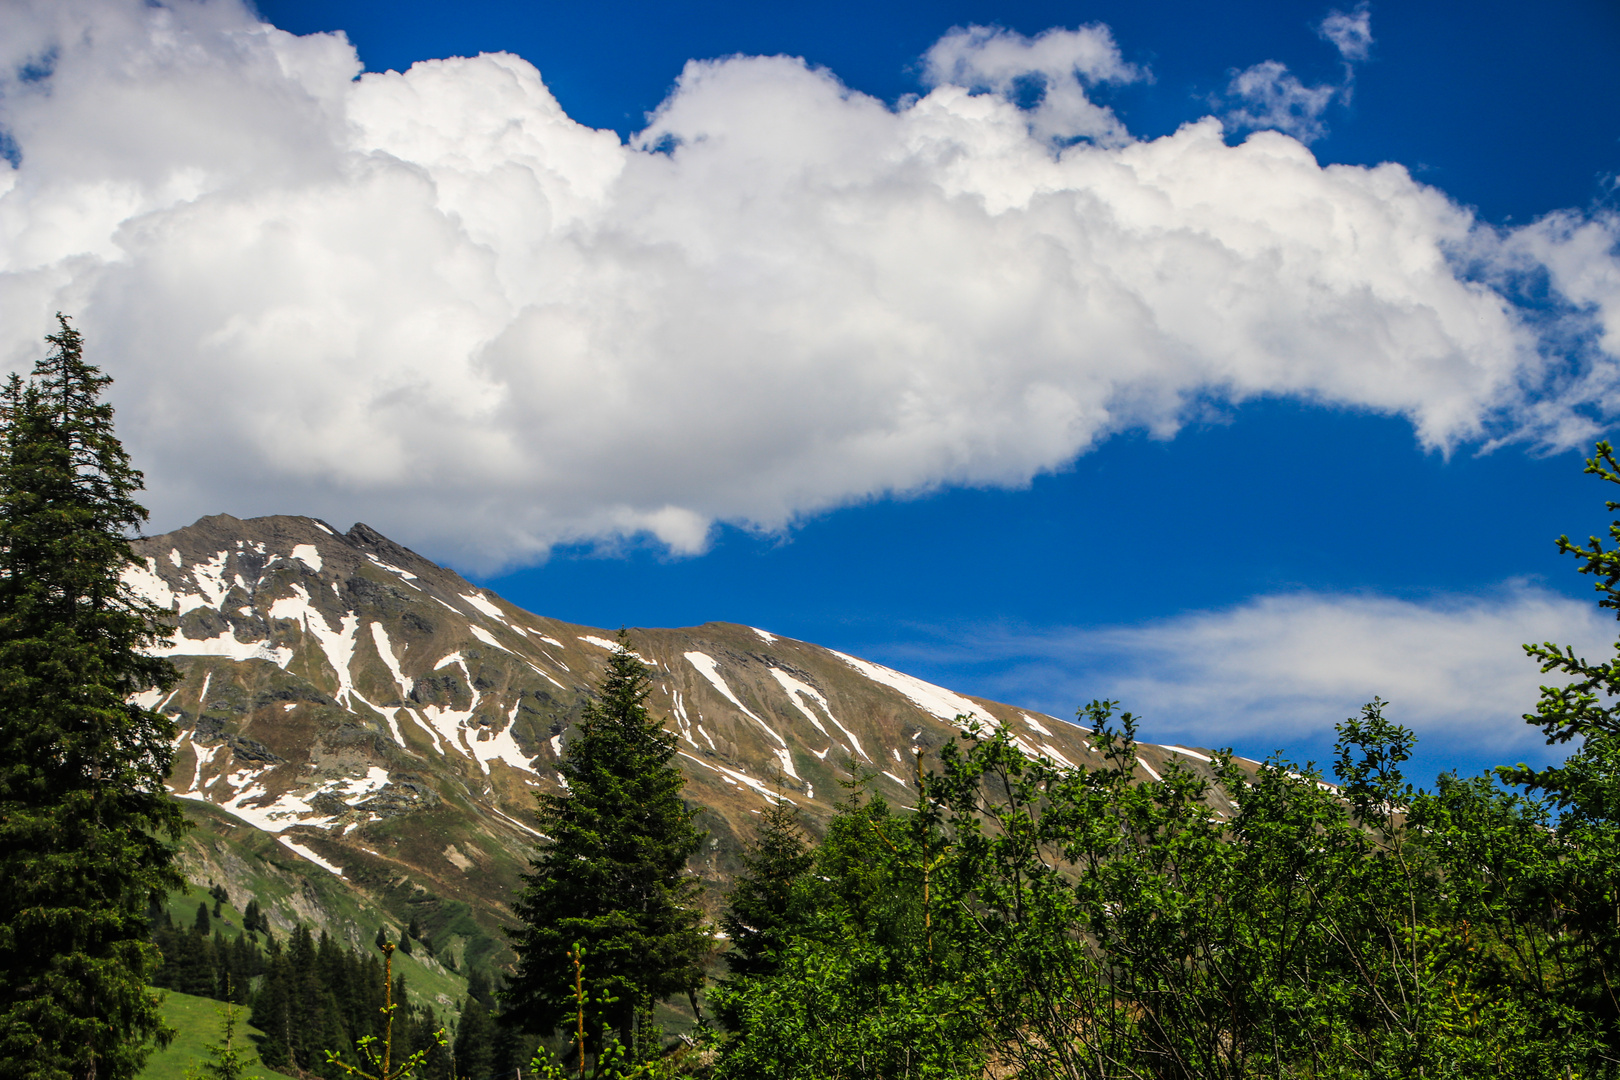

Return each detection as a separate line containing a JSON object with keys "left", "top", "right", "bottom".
{"left": 898, "top": 586, "right": 1615, "bottom": 760}
{"left": 0, "top": 0, "right": 1617, "bottom": 569}
{"left": 921, "top": 24, "right": 1144, "bottom": 144}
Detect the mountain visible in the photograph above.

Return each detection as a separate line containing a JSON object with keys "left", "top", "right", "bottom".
{"left": 127, "top": 514, "right": 1232, "bottom": 981}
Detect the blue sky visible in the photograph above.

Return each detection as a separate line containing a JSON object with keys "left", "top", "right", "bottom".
{"left": 3, "top": 0, "right": 1618, "bottom": 783}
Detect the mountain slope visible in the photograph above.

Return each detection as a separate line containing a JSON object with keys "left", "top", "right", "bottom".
{"left": 129, "top": 514, "right": 1232, "bottom": 970}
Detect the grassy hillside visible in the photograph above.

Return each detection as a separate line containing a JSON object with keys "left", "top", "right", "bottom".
{"left": 169, "top": 801, "right": 475, "bottom": 1023}
{"left": 137, "top": 991, "right": 299, "bottom": 1080}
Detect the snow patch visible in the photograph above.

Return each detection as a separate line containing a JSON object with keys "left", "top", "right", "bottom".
{"left": 370, "top": 622, "right": 414, "bottom": 699}
{"left": 279, "top": 836, "right": 345, "bottom": 878}
{"left": 1038, "top": 744, "right": 1077, "bottom": 769}
{"left": 403, "top": 707, "right": 443, "bottom": 754}
{"left": 366, "top": 553, "right": 418, "bottom": 581}
{"left": 678, "top": 751, "right": 792, "bottom": 805}
{"left": 670, "top": 690, "right": 700, "bottom": 749}
{"left": 768, "top": 668, "right": 867, "bottom": 760}
{"left": 752, "top": 627, "right": 778, "bottom": 644}
{"left": 469, "top": 624, "right": 516, "bottom": 655}
{"left": 189, "top": 551, "right": 232, "bottom": 610}
{"left": 169, "top": 548, "right": 183, "bottom": 568}
{"left": 460, "top": 592, "right": 507, "bottom": 622}
{"left": 684, "top": 652, "right": 786, "bottom": 748}
{"left": 489, "top": 805, "right": 546, "bottom": 838}
{"left": 122, "top": 560, "right": 177, "bottom": 610}
{"left": 579, "top": 635, "right": 655, "bottom": 665}
{"left": 290, "top": 544, "right": 323, "bottom": 572}
{"left": 1021, "top": 713, "right": 1054, "bottom": 737}
{"left": 269, "top": 585, "right": 361, "bottom": 707}
{"left": 1163, "top": 745, "right": 1214, "bottom": 764}
{"left": 831, "top": 650, "right": 989, "bottom": 729}
{"left": 151, "top": 631, "right": 293, "bottom": 668}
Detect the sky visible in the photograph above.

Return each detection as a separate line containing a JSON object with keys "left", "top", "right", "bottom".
{"left": 1, "top": 0, "right": 1618, "bottom": 783}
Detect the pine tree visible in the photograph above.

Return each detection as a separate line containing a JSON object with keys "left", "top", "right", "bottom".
{"left": 0, "top": 315, "right": 187, "bottom": 1080}
{"left": 503, "top": 632, "right": 710, "bottom": 1049}
{"left": 718, "top": 794, "right": 814, "bottom": 982}
{"left": 450, "top": 997, "right": 496, "bottom": 1080}
{"left": 184, "top": 997, "right": 262, "bottom": 1080}
{"left": 242, "top": 899, "right": 263, "bottom": 935}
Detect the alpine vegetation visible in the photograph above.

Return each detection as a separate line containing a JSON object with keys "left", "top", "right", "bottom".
{"left": 0, "top": 317, "right": 188, "bottom": 1080}
{"left": 505, "top": 632, "right": 711, "bottom": 1065}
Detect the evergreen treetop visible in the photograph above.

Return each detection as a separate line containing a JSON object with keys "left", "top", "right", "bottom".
{"left": 718, "top": 792, "right": 813, "bottom": 982}
{"left": 504, "top": 630, "right": 710, "bottom": 1049}
{"left": 0, "top": 315, "right": 188, "bottom": 1080}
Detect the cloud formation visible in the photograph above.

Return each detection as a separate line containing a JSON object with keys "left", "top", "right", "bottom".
{"left": 1221, "top": 3, "right": 1371, "bottom": 143}
{"left": 0, "top": 0, "right": 1617, "bottom": 569}
{"left": 900, "top": 585, "right": 1615, "bottom": 761}
{"left": 1318, "top": 3, "right": 1373, "bottom": 63}
{"left": 1222, "top": 61, "right": 1341, "bottom": 144}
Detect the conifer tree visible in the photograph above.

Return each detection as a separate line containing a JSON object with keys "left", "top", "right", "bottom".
{"left": 504, "top": 632, "right": 710, "bottom": 1049}
{"left": 719, "top": 794, "right": 813, "bottom": 981}
{"left": 0, "top": 315, "right": 187, "bottom": 1080}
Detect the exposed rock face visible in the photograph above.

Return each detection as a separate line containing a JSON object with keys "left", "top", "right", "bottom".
{"left": 129, "top": 514, "right": 1228, "bottom": 954}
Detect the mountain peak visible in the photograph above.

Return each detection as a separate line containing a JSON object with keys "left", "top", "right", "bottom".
{"left": 127, "top": 514, "right": 1232, "bottom": 962}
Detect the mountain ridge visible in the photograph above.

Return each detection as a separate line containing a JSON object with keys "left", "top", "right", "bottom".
{"left": 127, "top": 512, "right": 1234, "bottom": 976}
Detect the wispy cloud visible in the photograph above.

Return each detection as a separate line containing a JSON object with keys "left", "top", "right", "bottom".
{"left": 1319, "top": 3, "right": 1374, "bottom": 63}
{"left": 0, "top": 1, "right": 1616, "bottom": 569}
{"left": 886, "top": 585, "right": 1613, "bottom": 760}
{"left": 1222, "top": 61, "right": 1341, "bottom": 144}
{"left": 1222, "top": 3, "right": 1373, "bottom": 143}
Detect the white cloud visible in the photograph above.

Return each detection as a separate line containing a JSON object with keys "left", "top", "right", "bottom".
{"left": 903, "top": 586, "right": 1615, "bottom": 759}
{"left": 0, "top": 0, "right": 1617, "bottom": 569}
{"left": 920, "top": 24, "right": 1144, "bottom": 144}
{"left": 1222, "top": 4, "right": 1373, "bottom": 144}
{"left": 1221, "top": 60, "right": 1340, "bottom": 144}
{"left": 1319, "top": 4, "right": 1374, "bottom": 63}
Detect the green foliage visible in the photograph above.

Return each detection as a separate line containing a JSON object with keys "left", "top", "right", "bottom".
{"left": 526, "top": 944, "right": 694, "bottom": 1080}
{"left": 712, "top": 781, "right": 984, "bottom": 1080}
{"left": 133, "top": 990, "right": 299, "bottom": 1080}
{"left": 183, "top": 997, "right": 262, "bottom": 1080}
{"left": 504, "top": 632, "right": 710, "bottom": 1049}
{"left": 706, "top": 444, "right": 1620, "bottom": 1077}
{"left": 0, "top": 315, "right": 189, "bottom": 1080}
{"left": 717, "top": 792, "right": 814, "bottom": 983}
{"left": 713, "top": 696, "right": 1620, "bottom": 1078}
{"left": 324, "top": 942, "right": 448, "bottom": 1080}
{"left": 1499, "top": 437, "right": 1620, "bottom": 1052}
{"left": 242, "top": 922, "right": 451, "bottom": 1080}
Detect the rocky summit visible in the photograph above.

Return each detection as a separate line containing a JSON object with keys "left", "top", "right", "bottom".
{"left": 127, "top": 514, "right": 1230, "bottom": 969}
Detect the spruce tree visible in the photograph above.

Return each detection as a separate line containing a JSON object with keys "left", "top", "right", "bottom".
{"left": 503, "top": 632, "right": 710, "bottom": 1048}
{"left": 718, "top": 794, "right": 814, "bottom": 982}
{"left": 0, "top": 316, "right": 187, "bottom": 1080}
